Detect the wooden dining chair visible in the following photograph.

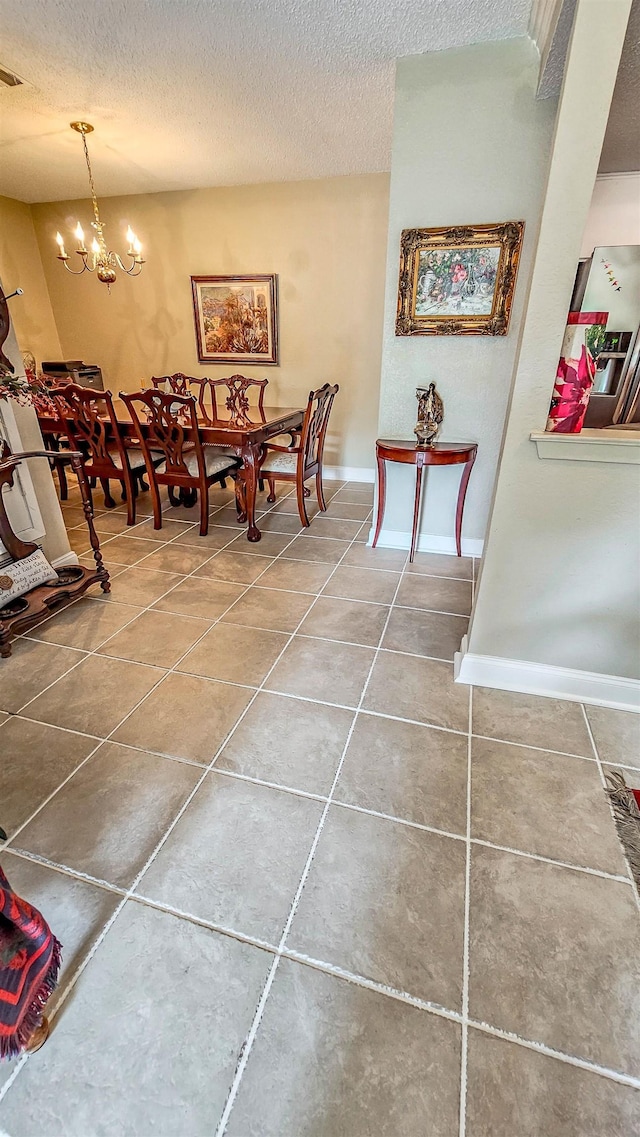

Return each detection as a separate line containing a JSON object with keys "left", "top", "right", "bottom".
{"left": 56, "top": 384, "right": 149, "bottom": 524}
{"left": 241, "top": 383, "right": 339, "bottom": 527}
{"left": 121, "top": 389, "right": 240, "bottom": 535}
{"left": 149, "top": 373, "right": 194, "bottom": 396}
{"left": 32, "top": 382, "right": 75, "bottom": 501}
{"left": 195, "top": 374, "right": 268, "bottom": 426}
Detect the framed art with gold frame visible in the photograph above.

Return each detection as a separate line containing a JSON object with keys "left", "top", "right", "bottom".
{"left": 395, "top": 221, "right": 525, "bottom": 336}
{"left": 191, "top": 274, "right": 278, "bottom": 364}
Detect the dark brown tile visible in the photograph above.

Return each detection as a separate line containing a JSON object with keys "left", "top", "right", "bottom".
{"left": 227, "top": 959, "right": 462, "bottom": 1137}
{"left": 469, "top": 846, "right": 640, "bottom": 1075}
{"left": 288, "top": 806, "right": 466, "bottom": 1007}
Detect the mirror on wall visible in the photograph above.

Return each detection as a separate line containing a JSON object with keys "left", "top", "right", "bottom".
{"left": 570, "top": 244, "right": 640, "bottom": 428}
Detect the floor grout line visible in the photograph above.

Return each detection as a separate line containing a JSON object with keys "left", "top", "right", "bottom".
{"left": 459, "top": 683, "right": 472, "bottom": 1137}
{"left": 581, "top": 703, "right": 640, "bottom": 905}
{"left": 213, "top": 547, "right": 410, "bottom": 1134}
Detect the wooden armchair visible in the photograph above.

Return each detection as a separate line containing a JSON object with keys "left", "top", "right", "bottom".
{"left": 240, "top": 383, "right": 339, "bottom": 527}
{"left": 121, "top": 389, "right": 240, "bottom": 535}
{"left": 56, "top": 384, "right": 149, "bottom": 525}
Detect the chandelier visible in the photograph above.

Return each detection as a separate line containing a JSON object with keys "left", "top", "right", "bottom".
{"left": 54, "top": 122, "right": 145, "bottom": 290}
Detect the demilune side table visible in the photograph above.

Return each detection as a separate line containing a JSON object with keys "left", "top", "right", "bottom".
{"left": 372, "top": 439, "right": 478, "bottom": 562}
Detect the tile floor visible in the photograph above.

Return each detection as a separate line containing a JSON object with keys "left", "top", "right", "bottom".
{"left": 0, "top": 477, "right": 639, "bottom": 1135}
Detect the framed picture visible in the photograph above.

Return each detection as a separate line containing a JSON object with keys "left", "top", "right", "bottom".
{"left": 191, "top": 274, "right": 278, "bottom": 364}
{"left": 395, "top": 221, "right": 525, "bottom": 336}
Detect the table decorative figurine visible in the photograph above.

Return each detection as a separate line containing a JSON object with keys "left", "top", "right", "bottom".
{"left": 415, "top": 382, "right": 444, "bottom": 446}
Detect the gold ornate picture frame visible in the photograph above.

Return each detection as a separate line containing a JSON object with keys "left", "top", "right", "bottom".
{"left": 191, "top": 274, "right": 279, "bottom": 365}
{"left": 395, "top": 221, "right": 525, "bottom": 336}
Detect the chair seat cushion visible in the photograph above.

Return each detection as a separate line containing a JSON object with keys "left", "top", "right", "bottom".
{"left": 157, "top": 448, "right": 237, "bottom": 478}
{"left": 260, "top": 450, "right": 298, "bottom": 475}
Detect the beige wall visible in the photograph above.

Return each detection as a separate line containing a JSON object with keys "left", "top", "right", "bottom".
{"left": 463, "top": 0, "right": 639, "bottom": 688}
{"left": 375, "top": 39, "right": 558, "bottom": 554}
{"left": 0, "top": 195, "right": 62, "bottom": 361}
{"left": 30, "top": 174, "right": 390, "bottom": 472}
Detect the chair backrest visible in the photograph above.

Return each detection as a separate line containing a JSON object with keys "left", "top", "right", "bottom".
{"left": 149, "top": 373, "right": 194, "bottom": 396}
{"left": 56, "top": 384, "right": 126, "bottom": 474}
{"left": 197, "top": 374, "right": 268, "bottom": 426}
{"left": 299, "top": 384, "right": 339, "bottom": 476}
{"left": 121, "top": 389, "right": 204, "bottom": 481}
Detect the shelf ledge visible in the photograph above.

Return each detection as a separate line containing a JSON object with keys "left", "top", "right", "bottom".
{"left": 530, "top": 429, "right": 640, "bottom": 464}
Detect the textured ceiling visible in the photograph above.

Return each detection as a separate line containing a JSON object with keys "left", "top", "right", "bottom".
{"left": 0, "top": 0, "right": 532, "bottom": 203}
{"left": 599, "top": 0, "right": 640, "bottom": 173}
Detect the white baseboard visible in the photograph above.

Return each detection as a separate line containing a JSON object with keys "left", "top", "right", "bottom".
{"left": 324, "top": 466, "right": 375, "bottom": 483}
{"left": 367, "top": 527, "right": 484, "bottom": 557}
{"left": 52, "top": 551, "right": 80, "bottom": 568}
{"left": 454, "top": 636, "right": 640, "bottom": 712}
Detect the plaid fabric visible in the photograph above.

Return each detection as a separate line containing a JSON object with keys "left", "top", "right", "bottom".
{"left": 0, "top": 865, "right": 61, "bottom": 1059}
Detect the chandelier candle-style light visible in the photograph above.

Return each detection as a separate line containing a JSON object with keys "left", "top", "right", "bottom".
{"left": 54, "top": 122, "right": 145, "bottom": 290}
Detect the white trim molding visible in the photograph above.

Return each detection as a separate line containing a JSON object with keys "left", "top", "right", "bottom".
{"left": 530, "top": 429, "right": 640, "bottom": 464}
{"left": 51, "top": 551, "right": 80, "bottom": 569}
{"left": 454, "top": 636, "right": 640, "bottom": 712}
{"left": 367, "top": 527, "right": 484, "bottom": 558}
{"left": 324, "top": 466, "right": 375, "bottom": 483}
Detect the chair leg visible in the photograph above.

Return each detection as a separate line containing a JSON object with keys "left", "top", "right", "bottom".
{"left": 100, "top": 478, "right": 117, "bottom": 509}
{"left": 168, "top": 485, "right": 180, "bottom": 506}
{"left": 316, "top": 470, "right": 327, "bottom": 512}
{"left": 266, "top": 477, "right": 277, "bottom": 503}
{"left": 150, "top": 477, "right": 163, "bottom": 530}
{"left": 220, "top": 477, "right": 227, "bottom": 489}
{"left": 296, "top": 478, "right": 310, "bottom": 527}
{"left": 235, "top": 476, "right": 247, "bottom": 523}
{"left": 258, "top": 478, "right": 265, "bottom": 493}
{"left": 199, "top": 483, "right": 209, "bottom": 536}
{"left": 57, "top": 461, "right": 68, "bottom": 501}
{"left": 122, "top": 468, "right": 137, "bottom": 527}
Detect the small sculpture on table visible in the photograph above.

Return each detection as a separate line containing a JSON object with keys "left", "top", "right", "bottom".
{"left": 415, "top": 382, "right": 444, "bottom": 446}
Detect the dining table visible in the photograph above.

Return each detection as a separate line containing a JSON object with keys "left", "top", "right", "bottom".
{"left": 37, "top": 397, "right": 305, "bottom": 543}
